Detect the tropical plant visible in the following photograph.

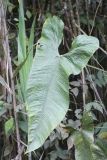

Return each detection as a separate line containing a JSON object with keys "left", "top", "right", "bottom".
{"left": 2, "top": 0, "right": 107, "bottom": 159}
{"left": 25, "top": 15, "right": 99, "bottom": 152}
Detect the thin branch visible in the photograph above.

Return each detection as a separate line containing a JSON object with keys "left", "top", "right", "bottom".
{"left": 85, "top": 67, "right": 107, "bottom": 115}
{"left": 8, "top": 56, "right": 22, "bottom": 159}
{"left": 85, "top": 0, "right": 90, "bottom": 32}
{"left": 87, "top": 65, "right": 107, "bottom": 73}
{"left": 92, "top": 56, "right": 104, "bottom": 69}
{"left": 12, "top": 146, "right": 25, "bottom": 160}
{"left": 74, "top": 22, "right": 86, "bottom": 35}
{"left": 90, "top": 0, "right": 102, "bottom": 35}
{"left": 68, "top": 0, "right": 77, "bottom": 36}
{"left": 99, "top": 47, "right": 107, "bottom": 55}
{"left": 76, "top": 0, "right": 80, "bottom": 34}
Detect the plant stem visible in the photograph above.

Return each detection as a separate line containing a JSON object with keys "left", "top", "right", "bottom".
{"left": 0, "top": 0, "right": 22, "bottom": 159}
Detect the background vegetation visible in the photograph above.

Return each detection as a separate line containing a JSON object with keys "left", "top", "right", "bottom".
{"left": 0, "top": 0, "right": 107, "bottom": 159}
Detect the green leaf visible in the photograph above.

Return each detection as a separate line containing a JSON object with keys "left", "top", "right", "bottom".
{"left": 7, "top": 2, "right": 15, "bottom": 13}
{"left": 72, "top": 130, "right": 107, "bottom": 160}
{"left": 60, "top": 35, "right": 99, "bottom": 75}
{"left": 26, "top": 16, "right": 99, "bottom": 152}
{"left": 73, "top": 130, "right": 93, "bottom": 160}
{"left": 5, "top": 117, "right": 14, "bottom": 135}
{"left": 96, "top": 138, "right": 107, "bottom": 157}
{"left": 19, "top": 120, "right": 28, "bottom": 133}
{"left": 18, "top": 1, "right": 35, "bottom": 100}
{"left": 26, "top": 10, "right": 32, "bottom": 19}
{"left": 85, "top": 101, "right": 103, "bottom": 114}
{"left": 81, "top": 111, "right": 94, "bottom": 131}
{"left": 18, "top": 0, "right": 27, "bottom": 99}
{"left": 72, "top": 112, "right": 107, "bottom": 160}
{"left": 98, "top": 122, "right": 107, "bottom": 140}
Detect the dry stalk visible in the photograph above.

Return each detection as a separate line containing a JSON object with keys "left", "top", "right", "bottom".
{"left": 0, "top": 0, "right": 22, "bottom": 159}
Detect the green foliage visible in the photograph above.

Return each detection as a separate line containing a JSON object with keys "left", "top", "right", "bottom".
{"left": 84, "top": 101, "right": 104, "bottom": 114}
{"left": 18, "top": 0, "right": 35, "bottom": 100}
{"left": 67, "top": 111, "right": 107, "bottom": 160}
{"left": 1, "top": 0, "right": 107, "bottom": 159}
{"left": 98, "top": 122, "right": 107, "bottom": 140}
{"left": 96, "top": 138, "right": 107, "bottom": 157}
{"left": 86, "top": 71, "right": 107, "bottom": 88}
{"left": 26, "top": 16, "right": 99, "bottom": 152}
{"left": 5, "top": 117, "right": 14, "bottom": 136}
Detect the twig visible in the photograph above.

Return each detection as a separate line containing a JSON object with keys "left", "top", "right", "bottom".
{"left": 99, "top": 47, "right": 107, "bottom": 55}
{"left": 92, "top": 56, "right": 104, "bottom": 69}
{"left": 8, "top": 57, "right": 22, "bottom": 159}
{"left": 75, "top": 0, "right": 80, "bottom": 34}
{"left": 85, "top": 0, "right": 90, "bottom": 32}
{"left": 90, "top": 0, "right": 102, "bottom": 35}
{"left": 85, "top": 67, "right": 107, "bottom": 115}
{"left": 12, "top": 146, "right": 25, "bottom": 160}
{"left": 74, "top": 23, "right": 86, "bottom": 35}
{"left": 39, "top": 151, "right": 44, "bottom": 160}
{"left": 87, "top": 65, "right": 107, "bottom": 73}
{"left": 62, "top": 1, "right": 73, "bottom": 38}
{"left": 68, "top": 0, "right": 77, "bottom": 36}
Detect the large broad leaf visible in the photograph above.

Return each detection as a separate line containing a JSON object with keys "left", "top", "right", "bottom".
{"left": 26, "top": 16, "right": 99, "bottom": 152}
